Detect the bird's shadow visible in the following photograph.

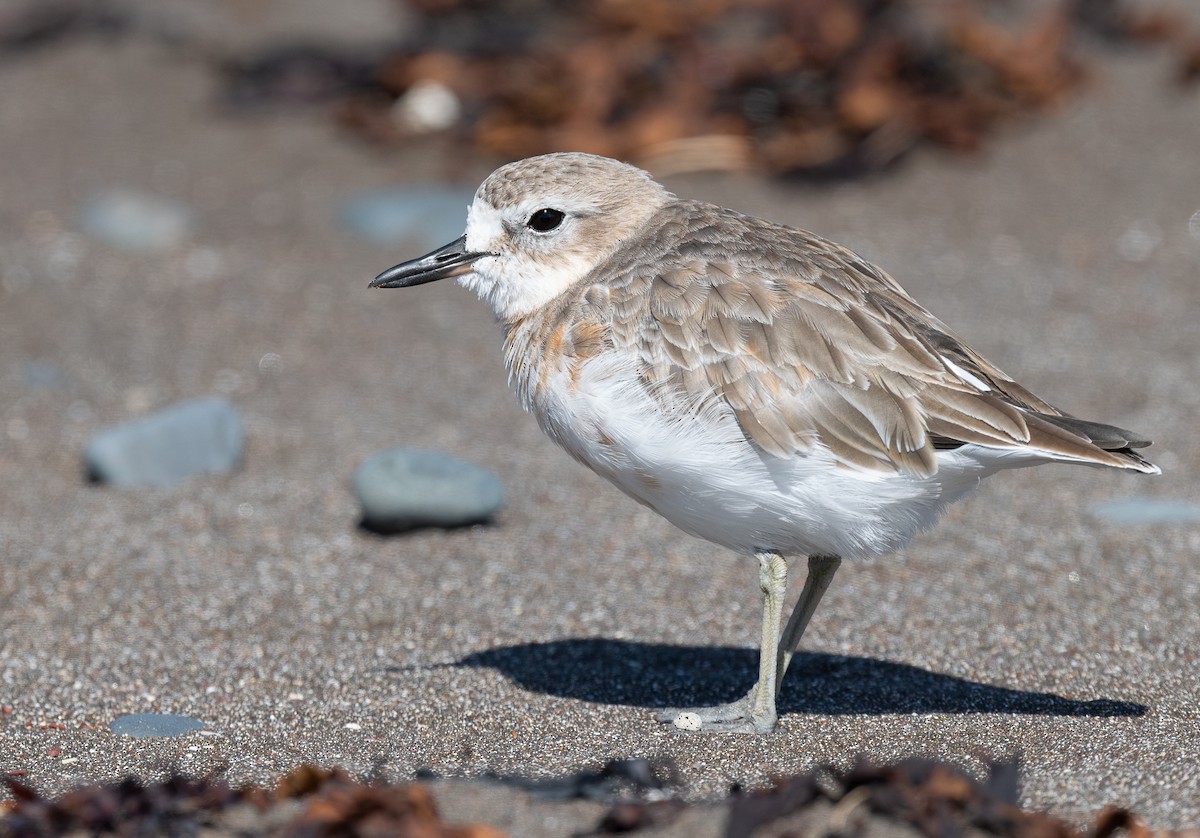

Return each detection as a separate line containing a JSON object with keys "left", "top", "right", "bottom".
{"left": 391, "top": 638, "right": 1145, "bottom": 718}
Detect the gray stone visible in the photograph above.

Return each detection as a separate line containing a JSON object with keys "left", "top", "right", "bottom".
{"left": 80, "top": 189, "right": 194, "bottom": 251}
{"left": 355, "top": 448, "right": 503, "bottom": 533}
{"left": 1089, "top": 498, "right": 1200, "bottom": 526}
{"left": 21, "top": 360, "right": 69, "bottom": 390}
{"left": 338, "top": 187, "right": 472, "bottom": 249}
{"left": 85, "top": 397, "right": 243, "bottom": 488}
{"left": 110, "top": 713, "right": 204, "bottom": 738}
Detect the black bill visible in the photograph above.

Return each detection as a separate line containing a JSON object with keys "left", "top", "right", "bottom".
{"left": 370, "top": 235, "right": 492, "bottom": 289}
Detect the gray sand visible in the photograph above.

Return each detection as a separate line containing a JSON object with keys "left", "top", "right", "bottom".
{"left": 1, "top": 22, "right": 1198, "bottom": 833}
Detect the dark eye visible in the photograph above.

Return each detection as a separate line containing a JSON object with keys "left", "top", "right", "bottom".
{"left": 527, "top": 208, "right": 565, "bottom": 232}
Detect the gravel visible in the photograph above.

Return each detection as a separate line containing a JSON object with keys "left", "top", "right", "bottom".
{"left": 79, "top": 188, "right": 195, "bottom": 252}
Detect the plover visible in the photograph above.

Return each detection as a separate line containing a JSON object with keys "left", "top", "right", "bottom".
{"left": 372, "top": 152, "right": 1158, "bottom": 733}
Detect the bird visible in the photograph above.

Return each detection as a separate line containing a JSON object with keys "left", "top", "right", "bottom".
{"left": 370, "top": 152, "right": 1159, "bottom": 733}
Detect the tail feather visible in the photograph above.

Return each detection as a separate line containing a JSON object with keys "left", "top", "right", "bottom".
{"left": 1026, "top": 412, "right": 1160, "bottom": 474}
{"left": 1035, "top": 413, "right": 1151, "bottom": 449}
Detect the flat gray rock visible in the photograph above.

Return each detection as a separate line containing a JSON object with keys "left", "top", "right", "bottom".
{"left": 85, "top": 397, "right": 243, "bottom": 488}
{"left": 338, "top": 186, "right": 473, "bottom": 249}
{"left": 110, "top": 713, "right": 204, "bottom": 738}
{"left": 21, "top": 360, "right": 69, "bottom": 390}
{"left": 355, "top": 448, "right": 503, "bottom": 532}
{"left": 1090, "top": 498, "right": 1200, "bottom": 525}
{"left": 79, "top": 189, "right": 194, "bottom": 251}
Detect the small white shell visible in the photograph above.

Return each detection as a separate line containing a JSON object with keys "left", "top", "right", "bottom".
{"left": 393, "top": 81, "right": 461, "bottom": 133}
{"left": 673, "top": 712, "right": 702, "bottom": 731}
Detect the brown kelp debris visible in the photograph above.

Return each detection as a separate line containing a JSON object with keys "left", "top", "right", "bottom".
{"left": 1, "top": 0, "right": 1194, "bottom": 174}
{"left": 720, "top": 757, "right": 1200, "bottom": 838}
{"left": 276, "top": 772, "right": 506, "bottom": 838}
{"left": 1, "top": 773, "right": 249, "bottom": 837}
{"left": 327, "top": 0, "right": 1198, "bottom": 176}
{"left": 0, "top": 767, "right": 505, "bottom": 838}
{"left": 4, "top": 758, "right": 1200, "bottom": 837}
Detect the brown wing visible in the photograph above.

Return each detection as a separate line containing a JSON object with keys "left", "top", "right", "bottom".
{"left": 604, "top": 202, "right": 1155, "bottom": 478}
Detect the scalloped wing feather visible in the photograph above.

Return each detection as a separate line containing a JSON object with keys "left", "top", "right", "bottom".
{"left": 597, "top": 201, "right": 1157, "bottom": 478}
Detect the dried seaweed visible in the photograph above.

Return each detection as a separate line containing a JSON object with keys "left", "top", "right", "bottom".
{"left": 1, "top": 0, "right": 1194, "bottom": 176}
{"left": 720, "top": 757, "right": 1199, "bottom": 838}
{"left": 0, "top": 767, "right": 503, "bottom": 838}
{"left": 4, "top": 757, "right": 1199, "bottom": 838}
{"left": 335, "top": 0, "right": 1198, "bottom": 176}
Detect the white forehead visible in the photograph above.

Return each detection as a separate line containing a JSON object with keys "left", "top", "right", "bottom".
{"left": 464, "top": 199, "right": 505, "bottom": 252}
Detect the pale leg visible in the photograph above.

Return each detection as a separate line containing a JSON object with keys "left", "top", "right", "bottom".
{"left": 774, "top": 555, "right": 841, "bottom": 695}
{"left": 656, "top": 551, "right": 788, "bottom": 733}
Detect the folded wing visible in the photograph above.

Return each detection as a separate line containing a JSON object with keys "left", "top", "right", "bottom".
{"left": 606, "top": 204, "right": 1157, "bottom": 478}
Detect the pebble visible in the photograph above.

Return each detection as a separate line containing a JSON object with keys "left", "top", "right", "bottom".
{"left": 110, "top": 713, "right": 204, "bottom": 738}
{"left": 392, "top": 81, "right": 462, "bottom": 133}
{"left": 338, "top": 186, "right": 473, "bottom": 249}
{"left": 1116, "top": 221, "right": 1161, "bottom": 263}
{"left": 85, "top": 397, "right": 244, "bottom": 488}
{"left": 354, "top": 447, "right": 503, "bottom": 533}
{"left": 673, "top": 712, "right": 702, "bottom": 732}
{"left": 1089, "top": 498, "right": 1200, "bottom": 526}
{"left": 79, "top": 189, "right": 194, "bottom": 251}
{"left": 21, "top": 360, "right": 69, "bottom": 390}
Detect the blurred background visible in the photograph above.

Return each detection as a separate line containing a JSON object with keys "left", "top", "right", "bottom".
{"left": 2, "top": 0, "right": 1199, "bottom": 826}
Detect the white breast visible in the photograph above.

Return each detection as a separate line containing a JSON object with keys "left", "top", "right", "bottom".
{"left": 529, "top": 350, "right": 994, "bottom": 560}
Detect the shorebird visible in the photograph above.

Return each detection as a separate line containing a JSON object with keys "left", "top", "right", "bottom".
{"left": 371, "top": 152, "right": 1158, "bottom": 733}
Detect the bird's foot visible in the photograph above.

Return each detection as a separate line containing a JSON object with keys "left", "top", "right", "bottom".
{"left": 655, "top": 691, "right": 777, "bottom": 733}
